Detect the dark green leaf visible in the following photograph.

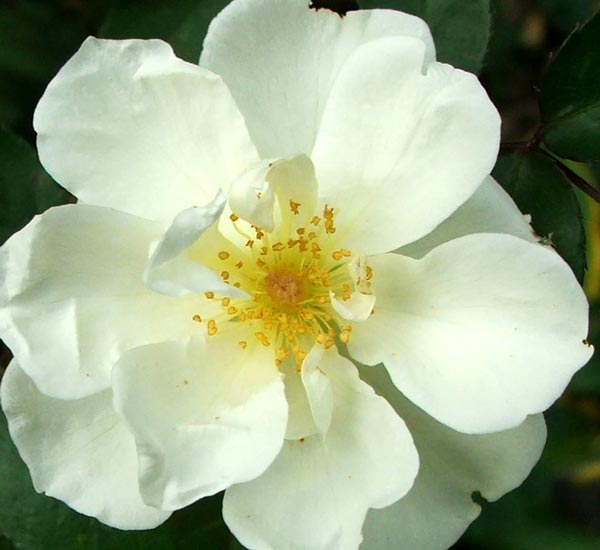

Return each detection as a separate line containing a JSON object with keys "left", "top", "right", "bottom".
{"left": 539, "top": 0, "right": 598, "bottom": 34}
{"left": 359, "top": 0, "right": 491, "bottom": 73}
{"left": 493, "top": 152, "right": 586, "bottom": 282}
{"left": 100, "top": 0, "right": 230, "bottom": 64}
{"left": 359, "top": 0, "right": 423, "bottom": 13}
{"left": 0, "top": 407, "right": 239, "bottom": 549}
{"left": 569, "top": 301, "right": 600, "bottom": 394}
{"left": 0, "top": 127, "right": 70, "bottom": 245}
{"left": 540, "top": 10, "right": 600, "bottom": 161}
{"left": 0, "top": 0, "right": 107, "bottom": 138}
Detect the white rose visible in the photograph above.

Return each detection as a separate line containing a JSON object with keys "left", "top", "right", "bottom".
{"left": 0, "top": 1, "right": 592, "bottom": 548}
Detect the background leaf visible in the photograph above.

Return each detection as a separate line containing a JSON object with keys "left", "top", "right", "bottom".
{"left": 0, "top": 126, "right": 70, "bottom": 245}
{"left": 492, "top": 151, "right": 587, "bottom": 282}
{"left": 100, "top": 0, "right": 230, "bottom": 63}
{"left": 0, "top": 0, "right": 107, "bottom": 139}
{"left": 359, "top": 0, "right": 491, "bottom": 73}
{"left": 540, "top": 10, "right": 600, "bottom": 161}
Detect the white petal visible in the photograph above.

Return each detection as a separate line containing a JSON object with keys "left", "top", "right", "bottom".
{"left": 312, "top": 37, "right": 500, "bottom": 254}
{"left": 0, "top": 361, "right": 169, "bottom": 529}
{"left": 34, "top": 37, "right": 258, "bottom": 222}
{"left": 361, "top": 365, "right": 547, "bottom": 550}
{"left": 331, "top": 290, "right": 376, "bottom": 322}
{"left": 398, "top": 176, "right": 537, "bottom": 259}
{"left": 282, "top": 346, "right": 335, "bottom": 439}
{"left": 144, "top": 193, "right": 248, "bottom": 299}
{"left": 227, "top": 154, "right": 319, "bottom": 231}
{"left": 301, "top": 346, "right": 333, "bottom": 435}
{"left": 282, "top": 359, "right": 321, "bottom": 440}
{"left": 228, "top": 162, "right": 277, "bottom": 230}
{"left": 223, "top": 350, "right": 418, "bottom": 550}
{"left": 348, "top": 234, "right": 593, "bottom": 433}
{"left": 112, "top": 337, "right": 287, "bottom": 511}
{"left": 201, "top": 0, "right": 434, "bottom": 158}
{"left": 0, "top": 205, "right": 200, "bottom": 399}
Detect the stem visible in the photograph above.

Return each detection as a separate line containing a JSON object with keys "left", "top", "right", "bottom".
{"left": 540, "top": 148, "right": 600, "bottom": 204}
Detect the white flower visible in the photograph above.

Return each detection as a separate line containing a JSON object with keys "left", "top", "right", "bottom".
{"left": 0, "top": 0, "right": 593, "bottom": 549}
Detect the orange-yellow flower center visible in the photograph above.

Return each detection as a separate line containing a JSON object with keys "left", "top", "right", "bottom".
{"left": 191, "top": 200, "right": 373, "bottom": 370}
{"left": 264, "top": 268, "right": 306, "bottom": 308}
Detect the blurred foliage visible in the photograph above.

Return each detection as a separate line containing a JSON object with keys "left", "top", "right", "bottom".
{"left": 360, "top": 0, "right": 491, "bottom": 73}
{"left": 540, "top": 11, "right": 600, "bottom": 162}
{"left": 0, "top": 0, "right": 600, "bottom": 549}
{"left": 100, "top": 0, "right": 226, "bottom": 63}
{"left": 0, "top": 127, "right": 71, "bottom": 245}
{"left": 493, "top": 151, "right": 587, "bottom": 281}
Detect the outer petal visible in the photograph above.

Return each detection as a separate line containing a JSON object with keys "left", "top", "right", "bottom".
{"left": 112, "top": 337, "right": 288, "bottom": 511}
{"left": 397, "top": 176, "right": 537, "bottom": 259}
{"left": 349, "top": 234, "right": 592, "bottom": 433}
{"left": 0, "top": 361, "right": 169, "bottom": 529}
{"left": 361, "top": 365, "right": 547, "bottom": 550}
{"left": 223, "top": 350, "right": 418, "bottom": 550}
{"left": 0, "top": 204, "right": 200, "bottom": 399}
{"left": 34, "top": 37, "right": 258, "bottom": 222}
{"left": 200, "top": 0, "right": 434, "bottom": 158}
{"left": 312, "top": 37, "right": 500, "bottom": 254}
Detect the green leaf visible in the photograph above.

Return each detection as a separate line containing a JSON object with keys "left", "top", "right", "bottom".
{"left": 492, "top": 152, "right": 587, "bottom": 282}
{"left": 99, "top": 0, "right": 230, "bottom": 64}
{"left": 359, "top": 0, "right": 491, "bottom": 73}
{"left": 540, "top": 10, "right": 600, "bottom": 162}
{"left": 569, "top": 301, "right": 600, "bottom": 394}
{"left": 0, "top": 127, "right": 70, "bottom": 245}
{"left": 539, "top": 0, "right": 598, "bottom": 34}
{"left": 359, "top": 0, "right": 423, "bottom": 13}
{"left": 0, "top": 0, "right": 107, "bottom": 138}
{"left": 0, "top": 408, "right": 239, "bottom": 549}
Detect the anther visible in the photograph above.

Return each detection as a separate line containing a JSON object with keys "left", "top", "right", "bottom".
{"left": 192, "top": 314, "right": 202, "bottom": 323}
{"left": 218, "top": 251, "right": 230, "bottom": 260}
{"left": 207, "top": 320, "right": 218, "bottom": 336}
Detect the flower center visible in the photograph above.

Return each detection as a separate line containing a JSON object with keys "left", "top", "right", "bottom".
{"left": 264, "top": 268, "right": 305, "bottom": 308}
{"left": 192, "top": 200, "right": 372, "bottom": 369}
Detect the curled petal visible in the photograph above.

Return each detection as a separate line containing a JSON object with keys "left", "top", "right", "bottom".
{"left": 144, "top": 193, "right": 247, "bottom": 298}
